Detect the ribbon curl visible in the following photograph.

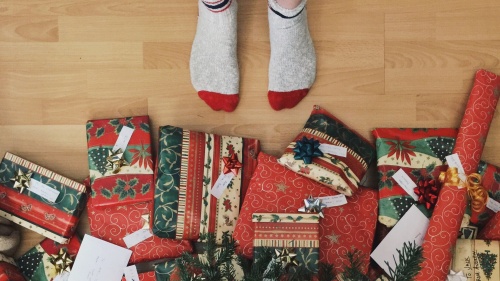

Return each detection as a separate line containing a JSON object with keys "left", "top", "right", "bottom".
{"left": 439, "top": 168, "right": 489, "bottom": 213}
{"left": 293, "top": 136, "right": 323, "bottom": 164}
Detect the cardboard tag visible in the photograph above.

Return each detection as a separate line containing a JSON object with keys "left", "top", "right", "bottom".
{"left": 316, "top": 195, "right": 347, "bottom": 207}
{"left": 392, "top": 169, "right": 418, "bottom": 201}
{"left": 123, "top": 265, "right": 140, "bottom": 281}
{"left": 210, "top": 173, "right": 235, "bottom": 199}
{"left": 29, "top": 179, "right": 60, "bottom": 202}
{"left": 446, "top": 154, "right": 466, "bottom": 182}
{"left": 123, "top": 229, "right": 153, "bottom": 248}
{"left": 319, "top": 144, "right": 347, "bottom": 157}
{"left": 113, "top": 126, "right": 134, "bottom": 152}
{"left": 486, "top": 197, "right": 500, "bottom": 213}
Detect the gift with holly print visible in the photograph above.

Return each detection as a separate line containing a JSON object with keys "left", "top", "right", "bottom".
{"left": 450, "top": 239, "right": 499, "bottom": 281}
{"left": 233, "top": 152, "right": 378, "bottom": 275}
{"left": 0, "top": 153, "right": 87, "bottom": 244}
{"left": 152, "top": 125, "right": 260, "bottom": 243}
{"left": 0, "top": 253, "right": 25, "bottom": 281}
{"left": 277, "top": 105, "right": 376, "bottom": 197}
{"left": 16, "top": 236, "right": 80, "bottom": 281}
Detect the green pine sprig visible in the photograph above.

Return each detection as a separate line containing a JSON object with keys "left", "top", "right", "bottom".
{"left": 384, "top": 241, "right": 424, "bottom": 281}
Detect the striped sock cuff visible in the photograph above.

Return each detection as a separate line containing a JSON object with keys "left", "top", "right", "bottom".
{"left": 268, "top": 0, "right": 306, "bottom": 19}
{"left": 202, "top": 0, "right": 233, "bottom": 13}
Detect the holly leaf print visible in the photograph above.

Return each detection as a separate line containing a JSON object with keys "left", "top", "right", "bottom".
{"left": 270, "top": 214, "right": 280, "bottom": 223}
{"left": 495, "top": 172, "right": 500, "bottom": 183}
{"left": 113, "top": 179, "right": 127, "bottom": 195}
{"left": 386, "top": 170, "right": 396, "bottom": 178}
{"left": 140, "top": 123, "right": 150, "bottom": 133}
{"left": 411, "top": 169, "right": 422, "bottom": 179}
{"left": 86, "top": 122, "right": 93, "bottom": 133}
{"left": 141, "top": 183, "right": 150, "bottom": 195}
{"left": 426, "top": 163, "right": 436, "bottom": 175}
{"left": 101, "top": 189, "right": 112, "bottom": 199}
{"left": 90, "top": 189, "right": 96, "bottom": 198}
{"left": 129, "top": 178, "right": 139, "bottom": 188}
{"left": 95, "top": 127, "right": 105, "bottom": 138}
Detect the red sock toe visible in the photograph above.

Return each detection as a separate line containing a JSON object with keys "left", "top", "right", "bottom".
{"left": 198, "top": 91, "right": 239, "bottom": 112}
{"left": 268, "top": 89, "right": 309, "bottom": 111}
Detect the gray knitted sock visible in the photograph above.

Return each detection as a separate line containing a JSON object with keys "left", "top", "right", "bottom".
{"left": 190, "top": 0, "right": 239, "bottom": 112}
{"left": 267, "top": 0, "right": 316, "bottom": 110}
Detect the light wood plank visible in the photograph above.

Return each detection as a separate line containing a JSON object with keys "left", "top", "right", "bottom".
{"left": 0, "top": 16, "right": 58, "bottom": 42}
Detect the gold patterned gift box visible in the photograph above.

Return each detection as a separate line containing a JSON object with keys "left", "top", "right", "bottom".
{"left": 451, "top": 239, "right": 499, "bottom": 280}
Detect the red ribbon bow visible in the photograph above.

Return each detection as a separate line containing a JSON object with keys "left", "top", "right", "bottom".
{"left": 222, "top": 153, "right": 242, "bottom": 176}
{"left": 413, "top": 178, "right": 440, "bottom": 210}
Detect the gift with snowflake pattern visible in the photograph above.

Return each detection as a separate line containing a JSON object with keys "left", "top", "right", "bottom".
{"left": 0, "top": 153, "right": 87, "bottom": 244}
{"left": 277, "top": 105, "right": 376, "bottom": 197}
{"left": 233, "top": 152, "right": 378, "bottom": 275}
{"left": 152, "top": 125, "right": 260, "bottom": 243}
{"left": 16, "top": 236, "right": 80, "bottom": 281}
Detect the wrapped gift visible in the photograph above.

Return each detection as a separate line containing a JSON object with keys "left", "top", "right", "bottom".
{"left": 0, "top": 153, "right": 86, "bottom": 243}
{"left": 450, "top": 239, "right": 500, "bottom": 281}
{"left": 252, "top": 213, "right": 320, "bottom": 273}
{"left": 0, "top": 253, "right": 25, "bottom": 281}
{"left": 153, "top": 125, "right": 260, "bottom": 243}
{"left": 373, "top": 128, "right": 457, "bottom": 227}
{"left": 417, "top": 69, "right": 500, "bottom": 281}
{"left": 87, "top": 191, "right": 193, "bottom": 264}
{"left": 155, "top": 260, "right": 177, "bottom": 281}
{"left": 277, "top": 105, "right": 376, "bottom": 196}
{"left": 233, "top": 152, "right": 378, "bottom": 274}
{"left": 16, "top": 237, "right": 80, "bottom": 281}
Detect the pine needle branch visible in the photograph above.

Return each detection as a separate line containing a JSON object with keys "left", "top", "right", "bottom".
{"left": 385, "top": 241, "right": 424, "bottom": 281}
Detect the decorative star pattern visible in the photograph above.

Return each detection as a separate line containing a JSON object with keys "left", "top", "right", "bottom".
{"left": 275, "top": 182, "right": 289, "bottom": 193}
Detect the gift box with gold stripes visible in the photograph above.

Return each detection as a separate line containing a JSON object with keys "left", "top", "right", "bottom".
{"left": 252, "top": 213, "right": 320, "bottom": 273}
{"left": 0, "top": 152, "right": 86, "bottom": 243}
{"left": 153, "top": 125, "right": 260, "bottom": 243}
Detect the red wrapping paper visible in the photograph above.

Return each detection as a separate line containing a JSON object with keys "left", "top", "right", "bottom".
{"left": 416, "top": 69, "right": 500, "bottom": 281}
{"left": 479, "top": 212, "right": 500, "bottom": 240}
{"left": 120, "top": 271, "right": 155, "bottom": 281}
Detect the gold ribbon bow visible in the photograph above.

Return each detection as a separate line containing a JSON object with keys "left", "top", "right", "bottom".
{"left": 50, "top": 248, "right": 73, "bottom": 275}
{"left": 10, "top": 169, "right": 32, "bottom": 194}
{"left": 439, "top": 167, "right": 489, "bottom": 213}
{"left": 106, "top": 149, "right": 129, "bottom": 174}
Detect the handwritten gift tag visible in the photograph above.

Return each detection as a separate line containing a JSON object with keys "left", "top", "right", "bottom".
{"left": 29, "top": 179, "right": 60, "bottom": 202}
{"left": 123, "top": 229, "right": 153, "bottom": 248}
{"left": 486, "top": 197, "right": 500, "bottom": 213}
{"left": 392, "top": 169, "right": 418, "bottom": 201}
{"left": 68, "top": 235, "right": 132, "bottom": 281}
{"left": 316, "top": 195, "right": 348, "bottom": 207}
{"left": 210, "top": 173, "right": 235, "bottom": 199}
{"left": 123, "top": 265, "right": 140, "bottom": 281}
{"left": 319, "top": 144, "right": 347, "bottom": 157}
{"left": 113, "top": 126, "right": 135, "bottom": 152}
{"left": 446, "top": 154, "right": 466, "bottom": 182}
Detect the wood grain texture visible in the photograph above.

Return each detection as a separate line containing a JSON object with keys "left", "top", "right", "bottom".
{"left": 1, "top": 0, "right": 499, "bottom": 260}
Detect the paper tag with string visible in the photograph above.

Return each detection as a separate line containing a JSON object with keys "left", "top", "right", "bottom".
{"left": 29, "top": 179, "right": 60, "bottom": 202}
{"left": 210, "top": 173, "right": 235, "bottom": 199}
{"left": 123, "top": 265, "right": 140, "bottom": 281}
{"left": 446, "top": 154, "right": 466, "bottom": 182}
{"left": 316, "top": 195, "right": 347, "bottom": 207}
{"left": 113, "top": 126, "right": 135, "bottom": 152}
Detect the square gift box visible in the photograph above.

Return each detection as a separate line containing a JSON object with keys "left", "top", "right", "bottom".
{"left": 153, "top": 125, "right": 260, "bottom": 243}
{"left": 0, "top": 152, "right": 86, "bottom": 243}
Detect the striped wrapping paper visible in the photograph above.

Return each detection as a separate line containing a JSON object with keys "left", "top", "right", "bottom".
{"left": 0, "top": 152, "right": 86, "bottom": 243}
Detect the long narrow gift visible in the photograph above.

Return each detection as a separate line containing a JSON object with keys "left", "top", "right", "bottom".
{"left": 153, "top": 125, "right": 260, "bottom": 243}
{"left": 416, "top": 69, "right": 500, "bottom": 281}
{"left": 0, "top": 153, "right": 86, "bottom": 244}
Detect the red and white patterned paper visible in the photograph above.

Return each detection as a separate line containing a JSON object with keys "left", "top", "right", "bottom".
{"left": 416, "top": 69, "right": 500, "bottom": 281}
{"left": 233, "top": 152, "right": 378, "bottom": 274}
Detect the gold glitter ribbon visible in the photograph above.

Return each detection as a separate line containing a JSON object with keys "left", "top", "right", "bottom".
{"left": 439, "top": 167, "right": 489, "bottom": 213}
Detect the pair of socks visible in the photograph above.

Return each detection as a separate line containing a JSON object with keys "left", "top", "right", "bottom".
{"left": 190, "top": 0, "right": 316, "bottom": 112}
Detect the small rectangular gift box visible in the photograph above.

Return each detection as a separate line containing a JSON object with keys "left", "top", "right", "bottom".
{"left": 450, "top": 239, "right": 500, "bottom": 281}
{"left": 0, "top": 152, "right": 86, "bottom": 243}
{"left": 86, "top": 116, "right": 192, "bottom": 264}
{"left": 277, "top": 105, "right": 376, "bottom": 197}
{"left": 153, "top": 125, "right": 260, "bottom": 243}
{"left": 252, "top": 213, "right": 320, "bottom": 273}
{"left": 16, "top": 236, "right": 80, "bottom": 281}
{"left": 0, "top": 254, "right": 25, "bottom": 281}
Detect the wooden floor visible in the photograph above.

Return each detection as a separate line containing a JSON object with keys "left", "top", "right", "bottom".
{"left": 2, "top": 0, "right": 500, "bottom": 258}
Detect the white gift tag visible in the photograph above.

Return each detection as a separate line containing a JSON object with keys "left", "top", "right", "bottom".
{"left": 29, "top": 179, "right": 60, "bottom": 202}
{"left": 113, "top": 126, "right": 135, "bottom": 152}
{"left": 486, "top": 197, "right": 500, "bottom": 213}
{"left": 123, "top": 229, "right": 153, "bottom": 248}
{"left": 210, "top": 173, "right": 235, "bottom": 199}
{"left": 123, "top": 265, "right": 140, "bottom": 281}
{"left": 316, "top": 195, "right": 347, "bottom": 207}
{"left": 392, "top": 169, "right": 418, "bottom": 201}
{"left": 319, "top": 144, "right": 347, "bottom": 157}
{"left": 446, "top": 154, "right": 466, "bottom": 182}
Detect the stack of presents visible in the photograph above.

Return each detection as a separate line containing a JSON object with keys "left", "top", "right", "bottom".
{"left": 0, "top": 69, "right": 499, "bottom": 280}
